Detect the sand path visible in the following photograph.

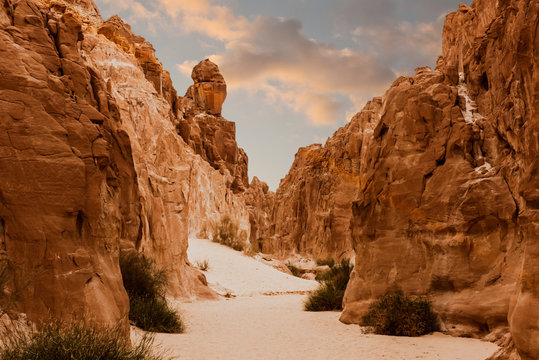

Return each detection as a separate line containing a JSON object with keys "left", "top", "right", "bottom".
{"left": 146, "top": 238, "right": 499, "bottom": 359}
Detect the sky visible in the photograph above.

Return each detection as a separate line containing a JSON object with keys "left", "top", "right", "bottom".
{"left": 94, "top": 0, "right": 471, "bottom": 190}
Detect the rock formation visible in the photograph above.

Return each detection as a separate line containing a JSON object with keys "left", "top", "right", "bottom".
{"left": 264, "top": 99, "right": 382, "bottom": 260}
{"left": 0, "top": 0, "right": 135, "bottom": 330}
{"left": 243, "top": 177, "right": 275, "bottom": 252}
{"left": 266, "top": 1, "right": 536, "bottom": 359}
{"left": 178, "top": 59, "right": 249, "bottom": 193}
{"left": 269, "top": 0, "right": 536, "bottom": 359}
{"left": 0, "top": 0, "right": 263, "bottom": 330}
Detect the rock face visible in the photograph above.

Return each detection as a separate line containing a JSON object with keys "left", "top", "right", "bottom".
{"left": 269, "top": 0, "right": 536, "bottom": 358}
{"left": 178, "top": 60, "right": 249, "bottom": 193}
{"left": 265, "top": 99, "right": 383, "bottom": 260}
{"left": 333, "top": 1, "right": 537, "bottom": 359}
{"left": 0, "top": 0, "right": 258, "bottom": 329}
{"left": 0, "top": 0, "right": 136, "bottom": 329}
{"left": 189, "top": 59, "right": 227, "bottom": 116}
{"left": 243, "top": 177, "right": 275, "bottom": 252}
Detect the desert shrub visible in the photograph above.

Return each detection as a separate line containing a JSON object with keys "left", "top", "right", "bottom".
{"left": 286, "top": 263, "right": 302, "bottom": 277}
{"left": 129, "top": 297, "right": 183, "bottom": 334}
{"left": 305, "top": 259, "right": 353, "bottom": 311}
{"left": 304, "top": 282, "right": 344, "bottom": 311}
{"left": 362, "top": 291, "right": 439, "bottom": 336}
{"left": 244, "top": 237, "right": 264, "bottom": 256}
{"left": 195, "top": 259, "right": 209, "bottom": 271}
{"left": 0, "top": 321, "right": 162, "bottom": 360}
{"left": 211, "top": 216, "right": 244, "bottom": 251}
{"left": 120, "top": 253, "right": 183, "bottom": 333}
{"left": 315, "top": 258, "right": 335, "bottom": 268}
{"left": 314, "top": 259, "right": 353, "bottom": 286}
{"left": 120, "top": 253, "right": 166, "bottom": 300}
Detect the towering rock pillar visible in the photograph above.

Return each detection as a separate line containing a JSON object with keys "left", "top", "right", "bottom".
{"left": 189, "top": 59, "right": 227, "bottom": 116}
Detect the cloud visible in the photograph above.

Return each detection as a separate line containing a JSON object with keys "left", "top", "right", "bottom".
{"left": 97, "top": 0, "right": 456, "bottom": 126}
{"left": 166, "top": 6, "right": 396, "bottom": 125}
{"left": 177, "top": 60, "right": 198, "bottom": 77}
{"left": 332, "top": 0, "right": 468, "bottom": 71}
{"left": 351, "top": 18, "right": 445, "bottom": 72}
{"left": 158, "top": 0, "right": 250, "bottom": 41}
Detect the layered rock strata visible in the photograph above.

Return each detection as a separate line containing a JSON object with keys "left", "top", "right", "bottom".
{"left": 338, "top": 1, "right": 537, "bottom": 359}
{"left": 178, "top": 60, "right": 249, "bottom": 193}
{"left": 0, "top": 0, "right": 135, "bottom": 329}
{"left": 0, "top": 0, "right": 260, "bottom": 328}
{"left": 265, "top": 98, "right": 382, "bottom": 260}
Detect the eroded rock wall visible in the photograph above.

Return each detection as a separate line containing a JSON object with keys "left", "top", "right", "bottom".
{"left": 338, "top": 1, "right": 537, "bottom": 359}
{"left": 0, "top": 0, "right": 136, "bottom": 329}
{"left": 84, "top": 13, "right": 251, "bottom": 298}
{"left": 266, "top": 98, "right": 382, "bottom": 260}
{"left": 178, "top": 60, "right": 249, "bottom": 193}
{"left": 0, "top": 0, "right": 259, "bottom": 327}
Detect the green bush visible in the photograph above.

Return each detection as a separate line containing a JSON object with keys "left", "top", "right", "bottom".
{"left": 304, "top": 282, "right": 345, "bottom": 311}
{"left": 315, "top": 258, "right": 335, "bottom": 268}
{"left": 211, "top": 216, "right": 245, "bottom": 251}
{"left": 129, "top": 297, "right": 183, "bottom": 334}
{"left": 120, "top": 253, "right": 166, "bottom": 300}
{"left": 0, "top": 322, "right": 162, "bottom": 360}
{"left": 286, "top": 263, "right": 302, "bottom": 278}
{"left": 304, "top": 259, "right": 353, "bottom": 311}
{"left": 362, "top": 291, "right": 439, "bottom": 336}
{"left": 195, "top": 259, "right": 209, "bottom": 271}
{"left": 314, "top": 259, "right": 353, "bottom": 286}
{"left": 120, "top": 253, "right": 183, "bottom": 333}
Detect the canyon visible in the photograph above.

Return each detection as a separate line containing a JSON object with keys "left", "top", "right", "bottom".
{"left": 0, "top": 0, "right": 537, "bottom": 359}
{"left": 0, "top": 0, "right": 260, "bottom": 332}
{"left": 265, "top": 1, "right": 538, "bottom": 359}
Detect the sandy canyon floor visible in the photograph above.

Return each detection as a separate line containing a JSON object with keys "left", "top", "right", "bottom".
{"left": 133, "top": 238, "right": 499, "bottom": 360}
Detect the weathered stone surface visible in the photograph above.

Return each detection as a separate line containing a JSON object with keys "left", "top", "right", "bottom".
{"left": 243, "top": 177, "right": 274, "bottom": 252}
{"left": 0, "top": 0, "right": 136, "bottom": 331}
{"left": 265, "top": 98, "right": 382, "bottom": 260}
{"left": 98, "top": 15, "right": 179, "bottom": 113}
{"left": 189, "top": 59, "right": 226, "bottom": 116}
{"left": 336, "top": 1, "right": 537, "bottom": 360}
{"left": 0, "top": 0, "right": 259, "bottom": 330}
{"left": 84, "top": 13, "right": 250, "bottom": 298}
{"left": 178, "top": 60, "right": 249, "bottom": 193}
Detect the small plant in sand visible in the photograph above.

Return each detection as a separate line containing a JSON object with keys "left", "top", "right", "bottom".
{"left": 195, "top": 259, "right": 210, "bottom": 271}
{"left": 315, "top": 258, "right": 335, "bottom": 268}
{"left": 120, "top": 252, "right": 183, "bottom": 333}
{"left": 304, "top": 259, "right": 353, "bottom": 311}
{"left": 0, "top": 321, "right": 162, "bottom": 360}
{"left": 286, "top": 263, "right": 303, "bottom": 278}
{"left": 244, "top": 237, "right": 264, "bottom": 256}
{"left": 362, "top": 291, "right": 439, "bottom": 336}
{"left": 211, "top": 216, "right": 245, "bottom": 251}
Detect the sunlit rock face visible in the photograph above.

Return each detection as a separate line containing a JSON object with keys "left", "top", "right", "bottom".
{"left": 178, "top": 59, "right": 249, "bottom": 193}
{"left": 0, "top": 0, "right": 265, "bottom": 329}
{"left": 243, "top": 177, "right": 275, "bottom": 251}
{"left": 265, "top": 98, "right": 382, "bottom": 261}
{"left": 189, "top": 59, "right": 227, "bottom": 116}
{"left": 0, "top": 0, "right": 134, "bottom": 330}
{"left": 337, "top": 1, "right": 537, "bottom": 359}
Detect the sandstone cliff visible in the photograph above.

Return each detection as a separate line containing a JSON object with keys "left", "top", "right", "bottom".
{"left": 178, "top": 59, "right": 249, "bottom": 194}
{"left": 270, "top": 0, "right": 537, "bottom": 358}
{"left": 342, "top": 1, "right": 536, "bottom": 359}
{"left": 265, "top": 98, "right": 382, "bottom": 260}
{"left": 0, "top": 0, "right": 260, "bottom": 329}
{"left": 0, "top": 0, "right": 135, "bottom": 329}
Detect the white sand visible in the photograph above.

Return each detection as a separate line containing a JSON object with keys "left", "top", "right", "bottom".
{"left": 186, "top": 238, "right": 318, "bottom": 296}
{"left": 139, "top": 238, "right": 499, "bottom": 360}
